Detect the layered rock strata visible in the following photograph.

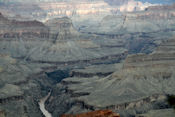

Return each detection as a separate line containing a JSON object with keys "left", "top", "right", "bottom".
{"left": 0, "top": 13, "right": 127, "bottom": 64}
{"left": 0, "top": 53, "right": 55, "bottom": 117}
{"left": 0, "top": 12, "right": 128, "bottom": 117}
{"left": 46, "top": 38, "right": 175, "bottom": 117}
{"left": 0, "top": 4, "right": 175, "bottom": 117}
{"left": 70, "top": 64, "right": 123, "bottom": 78}
{"left": 0, "top": 13, "right": 49, "bottom": 38}
{"left": 77, "top": 3, "right": 175, "bottom": 35}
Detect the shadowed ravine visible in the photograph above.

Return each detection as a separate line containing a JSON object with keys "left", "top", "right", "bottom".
{"left": 39, "top": 92, "right": 52, "bottom": 117}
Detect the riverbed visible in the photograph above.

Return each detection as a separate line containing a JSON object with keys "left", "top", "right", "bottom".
{"left": 39, "top": 92, "right": 52, "bottom": 117}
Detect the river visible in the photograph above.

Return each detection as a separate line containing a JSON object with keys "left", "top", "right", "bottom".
{"left": 39, "top": 92, "right": 52, "bottom": 117}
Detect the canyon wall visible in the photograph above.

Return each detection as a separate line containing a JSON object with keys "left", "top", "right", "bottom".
{"left": 0, "top": 0, "right": 158, "bottom": 22}
{"left": 0, "top": 13, "right": 49, "bottom": 38}
{"left": 0, "top": 2, "right": 175, "bottom": 117}
{"left": 46, "top": 38, "right": 175, "bottom": 117}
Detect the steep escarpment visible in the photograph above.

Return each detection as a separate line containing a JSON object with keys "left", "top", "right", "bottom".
{"left": 0, "top": 0, "right": 158, "bottom": 22}
{"left": 0, "top": 13, "right": 127, "bottom": 64}
{"left": 0, "top": 53, "right": 56, "bottom": 117}
{"left": 78, "top": 3, "right": 175, "bottom": 35}
{"left": 47, "top": 38, "right": 175, "bottom": 117}
{"left": 0, "top": 1, "right": 112, "bottom": 21}
{"left": 46, "top": 17, "right": 79, "bottom": 41}
{"left": 38, "top": 1, "right": 111, "bottom": 17}
{"left": 0, "top": 13, "right": 49, "bottom": 38}
{"left": 123, "top": 39, "right": 175, "bottom": 69}
{"left": 70, "top": 64, "right": 123, "bottom": 78}
{"left": 0, "top": 12, "right": 129, "bottom": 117}
{"left": 1, "top": 3, "right": 175, "bottom": 117}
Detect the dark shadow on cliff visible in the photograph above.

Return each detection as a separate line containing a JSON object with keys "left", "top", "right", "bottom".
{"left": 46, "top": 69, "right": 70, "bottom": 83}
{"left": 167, "top": 95, "right": 175, "bottom": 110}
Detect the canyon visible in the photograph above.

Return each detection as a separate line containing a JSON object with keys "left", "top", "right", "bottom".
{"left": 0, "top": 1, "right": 175, "bottom": 117}
{"left": 39, "top": 92, "right": 52, "bottom": 117}
{"left": 47, "top": 35, "right": 175, "bottom": 117}
{"left": 0, "top": 0, "right": 157, "bottom": 22}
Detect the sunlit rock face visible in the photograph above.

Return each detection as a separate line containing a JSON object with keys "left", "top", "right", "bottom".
{"left": 38, "top": 1, "right": 111, "bottom": 17}
{"left": 0, "top": 0, "right": 158, "bottom": 22}
{"left": 61, "top": 110, "right": 120, "bottom": 117}
{"left": 0, "top": 0, "right": 112, "bottom": 20}
{"left": 35, "top": 0, "right": 156, "bottom": 19}
{"left": 77, "top": 3, "right": 175, "bottom": 35}
{"left": 119, "top": 0, "right": 155, "bottom": 12}
{"left": 105, "top": 0, "right": 156, "bottom": 12}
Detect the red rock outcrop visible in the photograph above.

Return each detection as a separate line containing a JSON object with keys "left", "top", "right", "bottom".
{"left": 60, "top": 110, "right": 120, "bottom": 117}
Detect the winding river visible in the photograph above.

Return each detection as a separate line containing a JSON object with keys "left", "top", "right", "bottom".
{"left": 39, "top": 92, "right": 52, "bottom": 117}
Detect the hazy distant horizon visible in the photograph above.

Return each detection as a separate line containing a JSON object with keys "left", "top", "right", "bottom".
{"left": 0, "top": 0, "right": 174, "bottom": 4}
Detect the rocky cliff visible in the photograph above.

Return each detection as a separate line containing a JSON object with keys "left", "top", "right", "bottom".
{"left": 78, "top": 3, "right": 175, "bottom": 35}
{"left": 46, "top": 38, "right": 175, "bottom": 117}
{"left": 0, "top": 13, "right": 129, "bottom": 117}
{"left": 0, "top": 3, "right": 175, "bottom": 117}
{"left": 0, "top": 0, "right": 158, "bottom": 22}
{"left": 38, "top": 1, "right": 111, "bottom": 17}
{"left": 45, "top": 17, "right": 79, "bottom": 41}
{"left": 70, "top": 64, "right": 122, "bottom": 78}
{"left": 0, "top": 13, "right": 127, "bottom": 64}
{"left": 0, "top": 13, "right": 49, "bottom": 38}
{"left": 0, "top": 53, "right": 55, "bottom": 117}
{"left": 61, "top": 110, "right": 120, "bottom": 117}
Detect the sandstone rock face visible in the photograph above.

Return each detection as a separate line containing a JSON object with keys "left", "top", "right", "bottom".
{"left": 61, "top": 110, "right": 120, "bottom": 117}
